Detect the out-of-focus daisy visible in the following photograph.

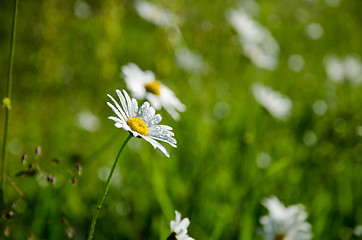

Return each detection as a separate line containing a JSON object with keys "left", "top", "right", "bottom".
{"left": 227, "top": 9, "right": 279, "bottom": 70}
{"left": 76, "top": 110, "right": 100, "bottom": 132}
{"left": 107, "top": 89, "right": 176, "bottom": 157}
{"left": 324, "top": 54, "right": 362, "bottom": 85}
{"left": 260, "top": 196, "right": 312, "bottom": 240}
{"left": 167, "top": 211, "right": 195, "bottom": 240}
{"left": 122, "top": 63, "right": 186, "bottom": 120}
{"left": 135, "top": 0, "right": 177, "bottom": 27}
{"left": 252, "top": 83, "right": 293, "bottom": 120}
{"left": 175, "top": 47, "right": 208, "bottom": 74}
{"left": 74, "top": 1, "right": 91, "bottom": 19}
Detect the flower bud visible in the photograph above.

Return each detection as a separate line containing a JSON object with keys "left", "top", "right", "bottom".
{"left": 5, "top": 211, "right": 14, "bottom": 219}
{"left": 35, "top": 146, "right": 41, "bottom": 156}
{"left": 66, "top": 226, "right": 75, "bottom": 238}
{"left": 21, "top": 154, "right": 27, "bottom": 164}
{"left": 46, "top": 175, "right": 56, "bottom": 185}
{"left": 70, "top": 177, "right": 77, "bottom": 184}
{"left": 76, "top": 162, "right": 82, "bottom": 175}
{"left": 51, "top": 158, "right": 60, "bottom": 164}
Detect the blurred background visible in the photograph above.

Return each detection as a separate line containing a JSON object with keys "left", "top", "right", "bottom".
{"left": 0, "top": 0, "right": 361, "bottom": 239}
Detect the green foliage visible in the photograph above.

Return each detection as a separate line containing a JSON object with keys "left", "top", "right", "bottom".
{"left": 0, "top": 0, "right": 361, "bottom": 239}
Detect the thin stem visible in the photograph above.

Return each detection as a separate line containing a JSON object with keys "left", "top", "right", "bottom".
{"left": 87, "top": 133, "right": 132, "bottom": 240}
{"left": 1, "top": 0, "right": 19, "bottom": 211}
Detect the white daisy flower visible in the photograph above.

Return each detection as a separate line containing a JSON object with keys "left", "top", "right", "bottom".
{"left": 135, "top": 0, "right": 177, "bottom": 27}
{"left": 175, "top": 47, "right": 208, "bottom": 74}
{"left": 107, "top": 89, "right": 176, "bottom": 157}
{"left": 251, "top": 82, "right": 293, "bottom": 120}
{"left": 122, "top": 62, "right": 186, "bottom": 121}
{"left": 324, "top": 54, "right": 362, "bottom": 85}
{"left": 226, "top": 9, "right": 279, "bottom": 70}
{"left": 76, "top": 110, "right": 100, "bottom": 132}
{"left": 168, "top": 211, "right": 195, "bottom": 240}
{"left": 260, "top": 196, "right": 312, "bottom": 240}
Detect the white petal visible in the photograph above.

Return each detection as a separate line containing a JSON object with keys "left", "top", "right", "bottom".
{"left": 148, "top": 125, "right": 177, "bottom": 147}
{"left": 174, "top": 218, "right": 190, "bottom": 234}
{"left": 158, "top": 125, "right": 173, "bottom": 131}
{"left": 123, "top": 89, "right": 136, "bottom": 118}
{"left": 138, "top": 101, "right": 150, "bottom": 117}
{"left": 132, "top": 98, "right": 139, "bottom": 117}
{"left": 142, "top": 136, "right": 170, "bottom": 157}
{"left": 161, "top": 85, "right": 186, "bottom": 112}
{"left": 116, "top": 89, "right": 130, "bottom": 119}
{"left": 148, "top": 114, "right": 162, "bottom": 127}
{"left": 138, "top": 101, "right": 156, "bottom": 123}
{"left": 163, "top": 104, "right": 181, "bottom": 121}
{"left": 175, "top": 211, "right": 181, "bottom": 224}
{"left": 107, "top": 101, "right": 127, "bottom": 122}
{"left": 108, "top": 116, "right": 125, "bottom": 125}
{"left": 146, "top": 93, "right": 162, "bottom": 110}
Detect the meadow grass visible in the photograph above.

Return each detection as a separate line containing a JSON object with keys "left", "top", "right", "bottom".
{"left": 0, "top": 0, "right": 361, "bottom": 239}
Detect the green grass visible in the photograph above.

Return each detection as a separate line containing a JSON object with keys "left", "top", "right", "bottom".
{"left": 0, "top": 0, "right": 361, "bottom": 239}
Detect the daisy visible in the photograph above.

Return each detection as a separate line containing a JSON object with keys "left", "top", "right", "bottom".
{"left": 175, "top": 47, "right": 208, "bottom": 74}
{"left": 324, "top": 54, "right": 362, "bottom": 85}
{"left": 167, "top": 211, "right": 195, "bottom": 240}
{"left": 122, "top": 63, "right": 186, "bottom": 121}
{"left": 226, "top": 9, "right": 279, "bottom": 70}
{"left": 107, "top": 89, "right": 176, "bottom": 157}
{"left": 260, "top": 196, "right": 312, "bottom": 240}
{"left": 134, "top": 0, "right": 177, "bottom": 27}
{"left": 251, "top": 82, "right": 293, "bottom": 120}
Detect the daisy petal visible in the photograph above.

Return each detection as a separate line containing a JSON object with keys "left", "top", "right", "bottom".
{"left": 132, "top": 98, "right": 139, "bottom": 117}
{"left": 142, "top": 136, "right": 170, "bottom": 157}
{"left": 123, "top": 89, "right": 136, "bottom": 118}
{"left": 169, "top": 211, "right": 194, "bottom": 240}
{"left": 107, "top": 101, "right": 127, "bottom": 122}
{"left": 108, "top": 94, "right": 128, "bottom": 121}
{"left": 108, "top": 116, "right": 124, "bottom": 125}
{"left": 116, "top": 89, "right": 130, "bottom": 119}
{"left": 138, "top": 101, "right": 156, "bottom": 123}
{"left": 148, "top": 114, "right": 162, "bottom": 127}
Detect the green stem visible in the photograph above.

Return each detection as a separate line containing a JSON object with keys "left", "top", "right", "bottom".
{"left": 1, "top": 0, "right": 19, "bottom": 211}
{"left": 87, "top": 133, "right": 132, "bottom": 240}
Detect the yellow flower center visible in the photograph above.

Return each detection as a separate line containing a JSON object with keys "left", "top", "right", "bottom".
{"left": 274, "top": 233, "right": 286, "bottom": 240}
{"left": 127, "top": 117, "right": 148, "bottom": 136}
{"left": 144, "top": 81, "right": 161, "bottom": 96}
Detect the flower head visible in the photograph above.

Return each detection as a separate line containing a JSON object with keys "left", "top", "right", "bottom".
{"left": 135, "top": 0, "right": 177, "bottom": 27}
{"left": 226, "top": 9, "right": 279, "bottom": 70}
{"left": 324, "top": 54, "right": 362, "bottom": 85}
{"left": 260, "top": 196, "right": 312, "bottom": 240}
{"left": 168, "top": 211, "right": 194, "bottom": 240}
{"left": 251, "top": 82, "right": 292, "bottom": 120}
{"left": 175, "top": 47, "right": 208, "bottom": 74}
{"left": 122, "top": 63, "right": 186, "bottom": 120}
{"left": 107, "top": 89, "right": 176, "bottom": 157}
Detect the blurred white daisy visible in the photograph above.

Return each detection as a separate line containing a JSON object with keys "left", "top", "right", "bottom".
{"left": 135, "top": 0, "right": 177, "bottom": 27}
{"left": 260, "top": 196, "right": 312, "bottom": 240}
{"left": 168, "top": 211, "right": 195, "bottom": 240}
{"left": 122, "top": 63, "right": 186, "bottom": 121}
{"left": 76, "top": 110, "right": 100, "bottom": 132}
{"left": 324, "top": 54, "right": 362, "bottom": 85}
{"left": 227, "top": 9, "right": 279, "bottom": 70}
{"left": 175, "top": 47, "right": 208, "bottom": 74}
{"left": 107, "top": 89, "right": 176, "bottom": 157}
{"left": 304, "top": 22, "right": 324, "bottom": 40}
{"left": 252, "top": 83, "right": 293, "bottom": 120}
